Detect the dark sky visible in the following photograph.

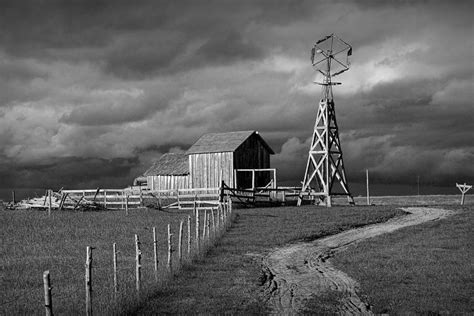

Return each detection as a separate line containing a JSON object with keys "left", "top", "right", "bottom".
{"left": 0, "top": 0, "right": 473, "bottom": 190}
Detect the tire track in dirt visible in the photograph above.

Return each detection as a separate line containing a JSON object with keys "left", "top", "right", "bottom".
{"left": 262, "top": 207, "right": 454, "bottom": 315}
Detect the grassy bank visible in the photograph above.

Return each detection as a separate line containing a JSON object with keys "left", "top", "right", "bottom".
{"left": 332, "top": 205, "right": 473, "bottom": 314}
{"left": 132, "top": 205, "right": 405, "bottom": 314}
{"left": 1, "top": 208, "right": 198, "bottom": 314}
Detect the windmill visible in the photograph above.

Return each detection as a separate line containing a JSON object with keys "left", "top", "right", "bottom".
{"left": 297, "top": 34, "right": 354, "bottom": 207}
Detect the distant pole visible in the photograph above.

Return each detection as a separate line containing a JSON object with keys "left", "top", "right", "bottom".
{"left": 12, "top": 190, "right": 15, "bottom": 204}
{"left": 366, "top": 169, "right": 370, "bottom": 205}
{"left": 43, "top": 270, "right": 53, "bottom": 316}
{"left": 417, "top": 176, "right": 420, "bottom": 196}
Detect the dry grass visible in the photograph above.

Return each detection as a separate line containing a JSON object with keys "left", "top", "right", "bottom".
{"left": 332, "top": 205, "right": 473, "bottom": 314}
{"left": 0, "top": 208, "right": 202, "bottom": 314}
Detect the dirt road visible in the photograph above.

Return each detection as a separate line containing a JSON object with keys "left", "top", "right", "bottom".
{"left": 262, "top": 207, "right": 454, "bottom": 315}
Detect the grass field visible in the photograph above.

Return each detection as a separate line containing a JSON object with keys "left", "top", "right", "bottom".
{"left": 332, "top": 205, "right": 473, "bottom": 314}
{"left": 2, "top": 196, "right": 471, "bottom": 314}
{"left": 131, "top": 205, "right": 405, "bottom": 314}
{"left": 0, "top": 207, "right": 201, "bottom": 314}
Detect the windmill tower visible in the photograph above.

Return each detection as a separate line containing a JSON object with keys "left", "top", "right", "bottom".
{"left": 297, "top": 34, "right": 354, "bottom": 207}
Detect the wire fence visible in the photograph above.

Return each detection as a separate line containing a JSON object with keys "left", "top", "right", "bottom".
{"left": 1, "top": 199, "right": 233, "bottom": 315}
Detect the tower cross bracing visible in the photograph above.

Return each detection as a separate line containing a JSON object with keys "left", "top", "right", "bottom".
{"left": 298, "top": 34, "right": 354, "bottom": 207}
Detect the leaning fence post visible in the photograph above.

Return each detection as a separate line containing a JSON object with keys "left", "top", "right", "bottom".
{"left": 187, "top": 216, "right": 191, "bottom": 257}
{"left": 167, "top": 224, "right": 173, "bottom": 274}
{"left": 135, "top": 234, "right": 141, "bottom": 298}
{"left": 113, "top": 243, "right": 118, "bottom": 299}
{"left": 153, "top": 227, "right": 158, "bottom": 282}
{"left": 43, "top": 270, "right": 53, "bottom": 316}
{"left": 85, "top": 246, "right": 92, "bottom": 316}
{"left": 178, "top": 220, "right": 184, "bottom": 266}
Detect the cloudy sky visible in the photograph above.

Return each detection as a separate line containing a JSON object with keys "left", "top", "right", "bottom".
{"left": 0, "top": 0, "right": 472, "bottom": 194}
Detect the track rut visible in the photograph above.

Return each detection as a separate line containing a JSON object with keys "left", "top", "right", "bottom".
{"left": 262, "top": 207, "right": 454, "bottom": 315}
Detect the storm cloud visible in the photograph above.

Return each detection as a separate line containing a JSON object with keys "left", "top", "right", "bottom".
{"left": 0, "top": 0, "right": 472, "bottom": 194}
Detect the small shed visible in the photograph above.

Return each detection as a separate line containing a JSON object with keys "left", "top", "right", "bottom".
{"left": 187, "top": 131, "right": 275, "bottom": 189}
{"left": 143, "top": 153, "right": 190, "bottom": 191}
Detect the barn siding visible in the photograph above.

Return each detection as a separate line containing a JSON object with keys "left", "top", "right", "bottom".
{"left": 189, "top": 152, "right": 234, "bottom": 188}
{"left": 234, "top": 134, "right": 272, "bottom": 188}
{"left": 148, "top": 175, "right": 190, "bottom": 191}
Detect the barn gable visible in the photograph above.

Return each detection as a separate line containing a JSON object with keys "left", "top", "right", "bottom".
{"left": 187, "top": 131, "right": 274, "bottom": 155}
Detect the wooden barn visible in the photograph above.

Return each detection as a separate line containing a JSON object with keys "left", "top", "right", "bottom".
{"left": 141, "top": 131, "right": 275, "bottom": 191}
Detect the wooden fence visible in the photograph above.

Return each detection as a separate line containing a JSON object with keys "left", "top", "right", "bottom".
{"left": 21, "top": 199, "right": 233, "bottom": 315}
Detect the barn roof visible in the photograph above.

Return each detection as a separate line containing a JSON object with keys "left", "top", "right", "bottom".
{"left": 143, "top": 153, "right": 189, "bottom": 176}
{"left": 186, "top": 130, "right": 275, "bottom": 154}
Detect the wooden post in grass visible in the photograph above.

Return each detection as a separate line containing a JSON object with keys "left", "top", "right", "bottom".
{"left": 43, "top": 270, "right": 53, "bottom": 316}
{"left": 202, "top": 210, "right": 207, "bottom": 248}
{"left": 195, "top": 203, "right": 200, "bottom": 254}
{"left": 48, "top": 190, "right": 52, "bottom": 216}
{"left": 178, "top": 220, "right": 183, "bottom": 265}
{"left": 187, "top": 216, "right": 191, "bottom": 257}
{"left": 113, "top": 243, "right": 118, "bottom": 299}
{"left": 139, "top": 186, "right": 143, "bottom": 207}
{"left": 456, "top": 183, "right": 472, "bottom": 206}
{"left": 167, "top": 224, "right": 173, "bottom": 274}
{"left": 104, "top": 190, "right": 107, "bottom": 209}
{"left": 206, "top": 211, "right": 210, "bottom": 241}
{"left": 176, "top": 189, "right": 180, "bottom": 209}
{"left": 366, "top": 169, "right": 370, "bottom": 205}
{"left": 125, "top": 195, "right": 129, "bottom": 215}
{"left": 135, "top": 235, "right": 141, "bottom": 298}
{"left": 85, "top": 246, "right": 92, "bottom": 316}
{"left": 153, "top": 227, "right": 158, "bottom": 281}
{"left": 211, "top": 207, "right": 216, "bottom": 241}
{"left": 12, "top": 190, "right": 15, "bottom": 205}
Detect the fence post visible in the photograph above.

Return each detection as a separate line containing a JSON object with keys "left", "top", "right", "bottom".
{"left": 153, "top": 227, "right": 158, "bottom": 282}
{"left": 167, "top": 224, "right": 173, "bottom": 274}
{"left": 178, "top": 220, "right": 183, "bottom": 266}
{"left": 12, "top": 190, "right": 15, "bottom": 204}
{"left": 48, "top": 189, "right": 52, "bottom": 216}
{"left": 125, "top": 195, "right": 129, "bottom": 215}
{"left": 220, "top": 180, "right": 225, "bottom": 203}
{"left": 187, "top": 216, "right": 191, "bottom": 257}
{"left": 43, "top": 270, "right": 53, "bottom": 316}
{"left": 135, "top": 235, "right": 141, "bottom": 298}
{"left": 104, "top": 191, "right": 107, "bottom": 209}
{"left": 139, "top": 186, "right": 143, "bottom": 207}
{"left": 113, "top": 243, "right": 118, "bottom": 299}
{"left": 176, "top": 189, "right": 180, "bottom": 209}
{"left": 202, "top": 210, "right": 207, "bottom": 249}
{"left": 195, "top": 203, "right": 200, "bottom": 255}
{"left": 211, "top": 207, "right": 216, "bottom": 241}
{"left": 85, "top": 246, "right": 92, "bottom": 316}
{"left": 206, "top": 211, "right": 210, "bottom": 241}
